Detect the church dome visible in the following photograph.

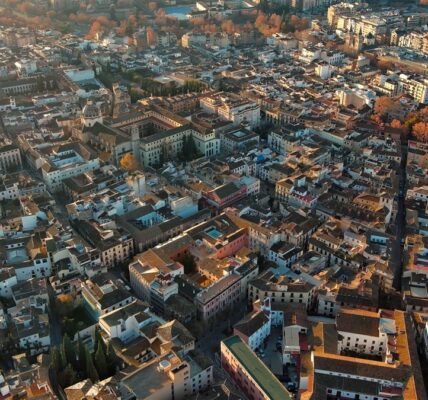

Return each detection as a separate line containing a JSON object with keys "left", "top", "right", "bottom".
{"left": 81, "top": 101, "right": 103, "bottom": 128}
{"left": 82, "top": 101, "right": 101, "bottom": 119}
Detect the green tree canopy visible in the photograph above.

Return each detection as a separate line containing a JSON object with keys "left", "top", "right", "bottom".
{"left": 94, "top": 342, "right": 109, "bottom": 380}
{"left": 49, "top": 346, "right": 62, "bottom": 372}
{"left": 76, "top": 334, "right": 86, "bottom": 373}
{"left": 85, "top": 345, "right": 99, "bottom": 383}
{"left": 106, "top": 341, "right": 119, "bottom": 375}
{"left": 61, "top": 333, "right": 75, "bottom": 367}
{"left": 59, "top": 363, "right": 78, "bottom": 389}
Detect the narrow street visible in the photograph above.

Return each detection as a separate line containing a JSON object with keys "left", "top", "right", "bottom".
{"left": 47, "top": 283, "right": 64, "bottom": 398}
{"left": 391, "top": 143, "right": 408, "bottom": 291}
{"left": 47, "top": 283, "right": 62, "bottom": 346}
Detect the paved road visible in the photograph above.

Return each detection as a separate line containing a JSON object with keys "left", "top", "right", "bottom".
{"left": 197, "top": 299, "right": 248, "bottom": 356}
{"left": 391, "top": 144, "right": 408, "bottom": 291}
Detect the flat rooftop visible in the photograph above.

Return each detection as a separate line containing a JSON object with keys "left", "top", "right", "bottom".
{"left": 121, "top": 353, "right": 182, "bottom": 397}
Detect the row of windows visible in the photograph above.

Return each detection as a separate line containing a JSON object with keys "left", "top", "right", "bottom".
{"left": 344, "top": 337, "right": 380, "bottom": 345}
{"left": 250, "top": 288, "right": 306, "bottom": 298}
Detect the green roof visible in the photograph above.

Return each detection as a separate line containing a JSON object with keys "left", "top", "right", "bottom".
{"left": 222, "top": 336, "right": 292, "bottom": 400}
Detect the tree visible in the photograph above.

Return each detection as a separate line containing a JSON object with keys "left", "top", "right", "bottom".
{"left": 187, "top": 135, "right": 199, "bottom": 159}
{"left": 159, "top": 143, "right": 166, "bottom": 166}
{"left": 374, "top": 96, "right": 400, "bottom": 120}
{"left": 76, "top": 335, "right": 86, "bottom": 373}
{"left": 413, "top": 122, "right": 428, "bottom": 142}
{"left": 95, "top": 342, "right": 109, "bottom": 379}
{"left": 93, "top": 330, "right": 99, "bottom": 353}
{"left": 61, "top": 334, "right": 75, "bottom": 368}
{"left": 106, "top": 341, "right": 119, "bottom": 375}
{"left": 177, "top": 253, "right": 197, "bottom": 274}
{"left": 59, "top": 364, "right": 77, "bottom": 389}
{"left": 222, "top": 20, "right": 236, "bottom": 35}
{"left": 56, "top": 293, "right": 74, "bottom": 317}
{"left": 120, "top": 153, "right": 139, "bottom": 172}
{"left": 93, "top": 329, "right": 106, "bottom": 355}
{"left": 376, "top": 59, "right": 395, "bottom": 72}
{"left": 417, "top": 106, "right": 428, "bottom": 122}
{"left": 390, "top": 119, "right": 409, "bottom": 140}
{"left": 143, "top": 123, "right": 156, "bottom": 136}
{"left": 85, "top": 345, "right": 99, "bottom": 383}
{"left": 179, "top": 135, "right": 200, "bottom": 162}
{"left": 49, "top": 346, "right": 62, "bottom": 372}
{"left": 146, "top": 27, "right": 156, "bottom": 46}
{"left": 390, "top": 119, "right": 403, "bottom": 129}
{"left": 86, "top": 21, "right": 102, "bottom": 40}
{"left": 289, "top": 15, "right": 309, "bottom": 31}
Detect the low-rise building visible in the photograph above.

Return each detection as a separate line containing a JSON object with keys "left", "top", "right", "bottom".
{"left": 81, "top": 273, "right": 135, "bottom": 320}
{"left": 248, "top": 271, "right": 316, "bottom": 311}
{"left": 233, "top": 308, "right": 271, "bottom": 351}
{"left": 118, "top": 350, "right": 213, "bottom": 399}
{"left": 336, "top": 308, "right": 387, "bottom": 357}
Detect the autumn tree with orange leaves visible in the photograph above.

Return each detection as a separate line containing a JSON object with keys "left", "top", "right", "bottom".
{"left": 86, "top": 16, "right": 115, "bottom": 40}
{"left": 222, "top": 20, "right": 237, "bottom": 35}
{"left": 255, "top": 13, "right": 282, "bottom": 37}
{"left": 146, "top": 26, "right": 156, "bottom": 46}
{"left": 374, "top": 96, "right": 401, "bottom": 120}
{"left": 289, "top": 15, "right": 309, "bottom": 31}
{"left": 391, "top": 119, "right": 403, "bottom": 129}
{"left": 120, "top": 153, "right": 139, "bottom": 171}
{"left": 413, "top": 122, "right": 428, "bottom": 142}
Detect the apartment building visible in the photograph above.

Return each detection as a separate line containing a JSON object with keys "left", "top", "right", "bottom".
{"left": 119, "top": 350, "right": 213, "bottom": 400}
{"left": 14, "top": 308, "right": 50, "bottom": 355}
{"left": 233, "top": 309, "right": 271, "bottom": 351}
{"left": 398, "top": 74, "right": 428, "bottom": 104}
{"left": 0, "top": 235, "right": 52, "bottom": 281}
{"left": 200, "top": 92, "right": 260, "bottom": 128}
{"left": 221, "top": 336, "right": 292, "bottom": 400}
{"left": 0, "top": 172, "right": 46, "bottom": 201}
{"left": 77, "top": 220, "right": 134, "bottom": 268}
{"left": 268, "top": 241, "right": 302, "bottom": 269}
{"left": 22, "top": 140, "right": 101, "bottom": 192}
{"left": 0, "top": 140, "right": 22, "bottom": 172}
{"left": 81, "top": 273, "right": 135, "bottom": 320}
{"left": 195, "top": 273, "right": 242, "bottom": 320}
{"left": 336, "top": 309, "right": 388, "bottom": 356}
{"left": 248, "top": 271, "right": 316, "bottom": 311}
{"left": 0, "top": 78, "right": 38, "bottom": 95}
{"left": 99, "top": 300, "right": 154, "bottom": 344}
{"left": 303, "top": 311, "right": 426, "bottom": 400}
{"left": 202, "top": 181, "right": 247, "bottom": 210}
